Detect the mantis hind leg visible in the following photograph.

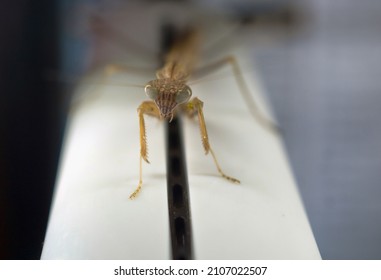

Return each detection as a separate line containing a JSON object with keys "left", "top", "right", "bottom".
{"left": 183, "top": 97, "right": 240, "bottom": 184}
{"left": 69, "top": 63, "right": 152, "bottom": 114}
{"left": 192, "top": 55, "right": 279, "bottom": 134}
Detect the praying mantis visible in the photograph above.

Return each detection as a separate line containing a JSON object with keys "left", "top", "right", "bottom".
{"left": 102, "top": 28, "right": 277, "bottom": 199}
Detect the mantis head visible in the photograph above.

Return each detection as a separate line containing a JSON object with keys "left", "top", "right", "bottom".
{"left": 145, "top": 79, "right": 192, "bottom": 120}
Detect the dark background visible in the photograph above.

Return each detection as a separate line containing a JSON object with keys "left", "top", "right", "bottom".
{"left": 0, "top": 0, "right": 64, "bottom": 259}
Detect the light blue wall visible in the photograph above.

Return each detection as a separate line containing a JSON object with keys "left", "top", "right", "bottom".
{"left": 254, "top": 0, "right": 381, "bottom": 259}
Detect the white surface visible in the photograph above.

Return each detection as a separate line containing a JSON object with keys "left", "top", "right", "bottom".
{"left": 41, "top": 50, "right": 321, "bottom": 259}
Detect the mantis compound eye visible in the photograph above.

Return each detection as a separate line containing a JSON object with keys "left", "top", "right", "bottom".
{"left": 145, "top": 85, "right": 159, "bottom": 100}
{"left": 175, "top": 85, "right": 192, "bottom": 104}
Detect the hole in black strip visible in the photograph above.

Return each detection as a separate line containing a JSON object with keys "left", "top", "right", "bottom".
{"left": 168, "top": 130, "right": 180, "bottom": 148}
{"left": 172, "top": 184, "right": 184, "bottom": 208}
{"left": 175, "top": 217, "right": 186, "bottom": 247}
{"left": 177, "top": 254, "right": 186, "bottom": 260}
{"left": 171, "top": 157, "right": 181, "bottom": 176}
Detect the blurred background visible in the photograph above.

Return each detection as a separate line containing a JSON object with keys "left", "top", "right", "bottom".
{"left": 1, "top": 0, "right": 380, "bottom": 259}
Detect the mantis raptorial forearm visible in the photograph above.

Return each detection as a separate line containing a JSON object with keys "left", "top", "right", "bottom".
{"left": 182, "top": 97, "right": 240, "bottom": 184}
